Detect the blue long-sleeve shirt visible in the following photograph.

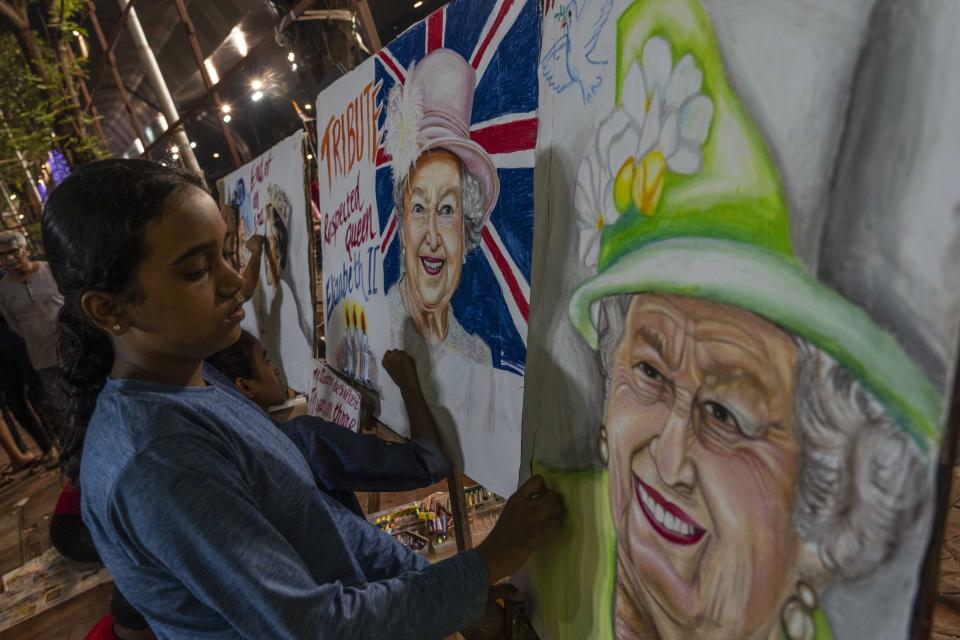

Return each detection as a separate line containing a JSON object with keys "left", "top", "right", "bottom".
{"left": 79, "top": 365, "right": 488, "bottom": 639}
{"left": 279, "top": 416, "right": 451, "bottom": 516}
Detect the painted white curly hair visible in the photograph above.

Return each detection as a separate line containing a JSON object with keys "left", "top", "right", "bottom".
{"left": 595, "top": 295, "right": 929, "bottom": 582}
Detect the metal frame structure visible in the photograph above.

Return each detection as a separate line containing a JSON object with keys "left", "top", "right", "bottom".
{"left": 78, "top": 0, "right": 346, "bottom": 171}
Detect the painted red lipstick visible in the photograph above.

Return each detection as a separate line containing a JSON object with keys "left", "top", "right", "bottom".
{"left": 420, "top": 255, "right": 444, "bottom": 276}
{"left": 635, "top": 476, "right": 707, "bottom": 545}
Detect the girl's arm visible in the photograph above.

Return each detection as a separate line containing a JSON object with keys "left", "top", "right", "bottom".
{"left": 240, "top": 236, "right": 265, "bottom": 301}
{"left": 279, "top": 416, "right": 451, "bottom": 493}
{"left": 108, "top": 435, "right": 487, "bottom": 640}
{"left": 382, "top": 350, "right": 447, "bottom": 453}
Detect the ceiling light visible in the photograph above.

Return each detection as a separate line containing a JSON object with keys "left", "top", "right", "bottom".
{"left": 223, "top": 114, "right": 232, "bottom": 123}
{"left": 305, "top": 104, "right": 312, "bottom": 110}
{"left": 204, "top": 59, "right": 220, "bottom": 84}
{"left": 190, "top": 141, "right": 197, "bottom": 149}
{"left": 72, "top": 30, "right": 80, "bottom": 37}
{"left": 213, "top": 152, "right": 220, "bottom": 159}
{"left": 307, "top": 153, "right": 313, "bottom": 160}
{"left": 291, "top": 63, "right": 297, "bottom": 71}
{"left": 287, "top": 52, "right": 295, "bottom": 62}
{"left": 160, "top": 161, "right": 167, "bottom": 166}
{"left": 251, "top": 79, "right": 263, "bottom": 91}
{"left": 413, "top": 1, "right": 423, "bottom": 7}
{"left": 169, "top": 145, "right": 178, "bottom": 153}
{"left": 221, "top": 104, "right": 231, "bottom": 113}
{"left": 251, "top": 90, "right": 264, "bottom": 102}
{"left": 9, "top": 194, "right": 16, "bottom": 201}
{"left": 231, "top": 27, "right": 248, "bottom": 57}
{"left": 18, "top": 214, "right": 24, "bottom": 220}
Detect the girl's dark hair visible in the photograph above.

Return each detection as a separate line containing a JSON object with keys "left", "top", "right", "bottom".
{"left": 42, "top": 159, "right": 205, "bottom": 478}
{"left": 206, "top": 329, "right": 258, "bottom": 383}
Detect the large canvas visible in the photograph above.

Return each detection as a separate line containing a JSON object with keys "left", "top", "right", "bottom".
{"left": 523, "top": 0, "right": 960, "bottom": 638}
{"left": 318, "top": 0, "right": 540, "bottom": 498}
{"left": 221, "top": 131, "right": 316, "bottom": 394}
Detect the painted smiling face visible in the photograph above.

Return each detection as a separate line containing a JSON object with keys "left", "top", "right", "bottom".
{"left": 605, "top": 293, "right": 801, "bottom": 639}
{"left": 400, "top": 149, "right": 465, "bottom": 319}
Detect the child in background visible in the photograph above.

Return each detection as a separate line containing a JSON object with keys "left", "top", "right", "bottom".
{"left": 206, "top": 331, "right": 449, "bottom": 516}
{"left": 43, "top": 159, "right": 563, "bottom": 640}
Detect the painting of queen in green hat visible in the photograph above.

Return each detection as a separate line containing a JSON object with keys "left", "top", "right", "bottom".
{"left": 526, "top": 0, "right": 960, "bottom": 638}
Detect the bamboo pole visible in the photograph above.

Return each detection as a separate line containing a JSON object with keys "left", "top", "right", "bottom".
{"left": 84, "top": 0, "right": 146, "bottom": 153}
{"left": 171, "top": 0, "right": 242, "bottom": 169}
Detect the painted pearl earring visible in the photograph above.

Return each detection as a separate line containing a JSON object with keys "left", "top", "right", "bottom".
{"left": 597, "top": 426, "right": 609, "bottom": 465}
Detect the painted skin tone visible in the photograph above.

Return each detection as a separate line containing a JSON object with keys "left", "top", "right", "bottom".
{"left": 221, "top": 204, "right": 264, "bottom": 301}
{"left": 82, "top": 186, "right": 246, "bottom": 388}
{"left": 399, "top": 149, "right": 465, "bottom": 346}
{"left": 606, "top": 293, "right": 806, "bottom": 640}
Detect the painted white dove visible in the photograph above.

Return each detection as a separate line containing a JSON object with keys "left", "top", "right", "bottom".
{"left": 540, "top": 0, "right": 614, "bottom": 104}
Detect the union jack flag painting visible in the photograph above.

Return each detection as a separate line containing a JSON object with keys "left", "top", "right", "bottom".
{"left": 375, "top": 0, "right": 541, "bottom": 375}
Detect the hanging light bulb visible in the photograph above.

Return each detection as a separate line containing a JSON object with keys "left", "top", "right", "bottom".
{"left": 223, "top": 114, "right": 232, "bottom": 123}
{"left": 287, "top": 52, "right": 295, "bottom": 62}
{"left": 231, "top": 26, "right": 248, "bottom": 57}
{"left": 204, "top": 59, "right": 220, "bottom": 84}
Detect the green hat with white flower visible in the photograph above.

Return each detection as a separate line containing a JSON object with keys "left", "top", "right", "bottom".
{"left": 569, "top": 0, "right": 942, "bottom": 452}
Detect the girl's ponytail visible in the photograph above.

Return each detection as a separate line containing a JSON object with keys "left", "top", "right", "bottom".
{"left": 56, "top": 299, "right": 114, "bottom": 478}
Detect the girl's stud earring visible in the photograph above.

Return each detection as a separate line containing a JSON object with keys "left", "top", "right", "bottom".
{"left": 113, "top": 324, "right": 121, "bottom": 332}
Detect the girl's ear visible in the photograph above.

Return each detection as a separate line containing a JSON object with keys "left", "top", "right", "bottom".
{"left": 234, "top": 377, "right": 256, "bottom": 400}
{"left": 80, "top": 290, "right": 128, "bottom": 335}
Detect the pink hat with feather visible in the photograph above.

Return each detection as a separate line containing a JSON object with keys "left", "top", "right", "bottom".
{"left": 385, "top": 48, "right": 500, "bottom": 224}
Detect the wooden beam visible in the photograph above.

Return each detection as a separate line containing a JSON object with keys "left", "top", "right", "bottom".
{"left": 277, "top": 0, "right": 318, "bottom": 34}
{"left": 299, "top": 9, "right": 354, "bottom": 22}
{"left": 136, "top": 33, "right": 272, "bottom": 161}
{"left": 447, "top": 472, "right": 473, "bottom": 551}
{"left": 171, "top": 0, "right": 242, "bottom": 169}
{"left": 352, "top": 0, "right": 381, "bottom": 52}
{"left": 84, "top": 0, "right": 146, "bottom": 153}
{"left": 66, "top": 43, "right": 110, "bottom": 150}
{"left": 84, "top": 0, "right": 137, "bottom": 111}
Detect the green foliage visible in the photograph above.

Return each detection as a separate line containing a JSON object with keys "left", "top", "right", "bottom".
{"left": 0, "top": 0, "right": 104, "bottom": 195}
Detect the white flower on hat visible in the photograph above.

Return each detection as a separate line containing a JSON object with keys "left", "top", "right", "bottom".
{"left": 575, "top": 150, "right": 616, "bottom": 267}
{"left": 599, "top": 36, "right": 713, "bottom": 217}
{"left": 384, "top": 79, "right": 424, "bottom": 185}
{"left": 574, "top": 36, "right": 712, "bottom": 267}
